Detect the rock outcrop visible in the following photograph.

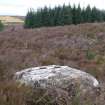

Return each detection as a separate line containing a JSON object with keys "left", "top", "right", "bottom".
{"left": 14, "top": 65, "right": 99, "bottom": 90}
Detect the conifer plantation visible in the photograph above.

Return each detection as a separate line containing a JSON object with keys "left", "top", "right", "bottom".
{"left": 24, "top": 4, "right": 105, "bottom": 28}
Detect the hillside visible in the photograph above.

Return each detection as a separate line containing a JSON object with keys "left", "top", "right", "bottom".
{"left": 0, "top": 23, "right": 105, "bottom": 105}
{"left": 0, "top": 16, "right": 24, "bottom": 25}
{"left": 0, "top": 22, "right": 105, "bottom": 80}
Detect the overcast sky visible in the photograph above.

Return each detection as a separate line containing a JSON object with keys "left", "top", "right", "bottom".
{"left": 0, "top": 0, "right": 105, "bottom": 16}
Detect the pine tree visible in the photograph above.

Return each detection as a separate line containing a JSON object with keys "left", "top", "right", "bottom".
{"left": 41, "top": 6, "right": 49, "bottom": 26}
{"left": 24, "top": 9, "right": 40, "bottom": 28}
{"left": 49, "top": 8, "right": 55, "bottom": 26}
{"left": 76, "top": 4, "right": 82, "bottom": 24}
{"left": 53, "top": 6, "right": 63, "bottom": 26}
{"left": 102, "top": 11, "right": 105, "bottom": 21}
{"left": 24, "top": 9, "right": 35, "bottom": 28}
{"left": 62, "top": 4, "right": 72, "bottom": 25}
{"left": 81, "top": 8, "right": 86, "bottom": 23}
{"left": 91, "top": 7, "right": 98, "bottom": 22}
{"left": 72, "top": 5, "right": 77, "bottom": 24}
{"left": 85, "top": 5, "right": 92, "bottom": 22}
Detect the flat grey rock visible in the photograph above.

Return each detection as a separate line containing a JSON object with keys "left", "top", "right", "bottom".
{"left": 14, "top": 65, "right": 99, "bottom": 89}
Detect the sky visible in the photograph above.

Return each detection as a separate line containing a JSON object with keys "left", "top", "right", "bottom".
{"left": 0, "top": 0, "right": 105, "bottom": 16}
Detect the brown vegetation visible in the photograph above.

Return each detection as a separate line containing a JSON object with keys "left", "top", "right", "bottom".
{"left": 0, "top": 16, "right": 24, "bottom": 25}
{"left": 0, "top": 23, "right": 105, "bottom": 104}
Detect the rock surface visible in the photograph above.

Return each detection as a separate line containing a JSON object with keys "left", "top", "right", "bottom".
{"left": 14, "top": 65, "right": 99, "bottom": 90}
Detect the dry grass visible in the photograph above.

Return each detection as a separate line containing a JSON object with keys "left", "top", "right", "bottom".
{"left": 0, "top": 81, "right": 30, "bottom": 105}
{"left": 0, "top": 80, "right": 104, "bottom": 105}
{"left": 0, "top": 16, "right": 24, "bottom": 25}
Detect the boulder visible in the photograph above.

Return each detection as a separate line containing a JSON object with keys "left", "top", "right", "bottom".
{"left": 14, "top": 65, "right": 99, "bottom": 90}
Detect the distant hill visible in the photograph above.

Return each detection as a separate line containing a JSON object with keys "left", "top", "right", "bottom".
{"left": 0, "top": 16, "right": 24, "bottom": 25}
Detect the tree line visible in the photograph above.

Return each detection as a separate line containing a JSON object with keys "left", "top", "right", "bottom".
{"left": 24, "top": 4, "right": 105, "bottom": 28}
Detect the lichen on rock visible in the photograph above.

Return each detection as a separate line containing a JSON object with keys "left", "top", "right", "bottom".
{"left": 14, "top": 65, "right": 99, "bottom": 90}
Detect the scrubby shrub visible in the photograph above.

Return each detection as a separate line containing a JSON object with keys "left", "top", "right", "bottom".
{"left": 86, "top": 50, "right": 96, "bottom": 60}
{"left": 0, "top": 20, "right": 4, "bottom": 31}
{"left": 95, "top": 55, "right": 105, "bottom": 64}
{"left": 0, "top": 81, "right": 31, "bottom": 105}
{"left": 0, "top": 60, "right": 7, "bottom": 80}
